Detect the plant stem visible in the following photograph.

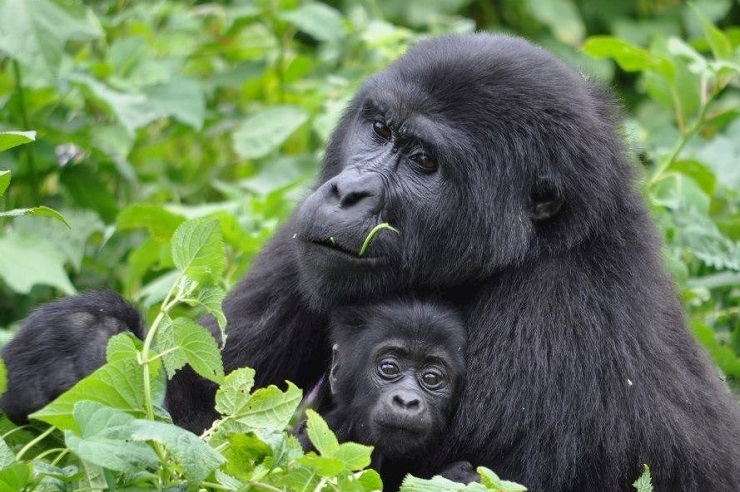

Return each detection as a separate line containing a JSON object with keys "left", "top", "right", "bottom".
{"left": 16, "top": 426, "right": 55, "bottom": 460}
{"left": 358, "top": 223, "right": 399, "bottom": 257}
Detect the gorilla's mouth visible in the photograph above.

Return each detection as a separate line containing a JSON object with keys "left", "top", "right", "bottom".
{"left": 309, "top": 237, "right": 365, "bottom": 258}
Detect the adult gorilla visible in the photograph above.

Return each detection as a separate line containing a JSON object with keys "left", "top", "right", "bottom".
{"left": 3, "top": 34, "right": 740, "bottom": 491}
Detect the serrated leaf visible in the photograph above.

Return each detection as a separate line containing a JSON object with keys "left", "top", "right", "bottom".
{"left": 30, "top": 357, "right": 164, "bottom": 433}
{"left": 355, "top": 469, "right": 384, "bottom": 491}
{"left": 305, "top": 409, "right": 339, "bottom": 456}
{"left": 478, "top": 466, "right": 527, "bottom": 491}
{"left": 0, "top": 0, "right": 100, "bottom": 78}
{"left": 117, "top": 204, "right": 185, "bottom": 243}
{"left": 131, "top": 419, "right": 225, "bottom": 483}
{"left": 191, "top": 285, "right": 227, "bottom": 344}
{"left": 215, "top": 367, "right": 256, "bottom": 416}
{"left": 172, "top": 217, "right": 225, "bottom": 285}
{"left": 64, "top": 431, "right": 159, "bottom": 473}
{"left": 0, "top": 206, "right": 69, "bottom": 227}
{"left": 632, "top": 464, "right": 653, "bottom": 492}
{"left": 283, "top": 465, "right": 320, "bottom": 491}
{"left": 280, "top": 4, "right": 344, "bottom": 42}
{"left": 232, "top": 105, "right": 308, "bottom": 159}
{"left": 172, "top": 317, "right": 224, "bottom": 383}
{"left": 106, "top": 332, "right": 143, "bottom": 363}
{"left": 73, "top": 401, "right": 135, "bottom": 439}
{"left": 297, "top": 453, "right": 345, "bottom": 477}
{"left": 155, "top": 316, "right": 187, "bottom": 379}
{"left": 333, "top": 441, "right": 373, "bottom": 471}
{"left": 400, "top": 474, "right": 470, "bottom": 491}
{"left": 142, "top": 77, "right": 205, "bottom": 130}
{"left": 238, "top": 382, "right": 302, "bottom": 431}
{"left": 0, "top": 131, "right": 35, "bottom": 152}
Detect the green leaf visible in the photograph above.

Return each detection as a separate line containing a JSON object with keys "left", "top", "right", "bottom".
{"left": 117, "top": 204, "right": 185, "bottom": 243}
{"left": 172, "top": 217, "right": 225, "bottom": 285}
{"left": 142, "top": 77, "right": 206, "bottom": 130}
{"left": 0, "top": 232, "right": 75, "bottom": 295}
{"left": 333, "top": 441, "right": 373, "bottom": 471}
{"left": 0, "top": 437, "right": 14, "bottom": 469}
{"left": 355, "top": 469, "right": 384, "bottom": 491}
{"left": 280, "top": 4, "right": 344, "bottom": 42}
{"left": 400, "top": 474, "right": 473, "bottom": 491}
{"left": 632, "top": 464, "right": 653, "bottom": 492}
{"left": 668, "top": 159, "right": 716, "bottom": 195}
{"left": 304, "top": 409, "right": 339, "bottom": 456}
{"left": 0, "top": 360, "right": 5, "bottom": 397}
{"left": 690, "top": 4, "right": 732, "bottom": 60}
{"left": 155, "top": 316, "right": 188, "bottom": 379}
{"left": 297, "top": 453, "right": 345, "bottom": 477}
{"left": 64, "top": 401, "right": 159, "bottom": 473}
{"left": 691, "top": 322, "right": 740, "bottom": 379}
{"left": 30, "top": 356, "right": 164, "bottom": 432}
{"left": 0, "top": 463, "right": 33, "bottom": 491}
{"left": 582, "top": 36, "right": 673, "bottom": 78}
{"left": 0, "top": 171, "right": 8, "bottom": 198}
{"left": 0, "top": 0, "right": 100, "bottom": 78}
{"left": 237, "top": 382, "right": 302, "bottom": 431}
{"left": 0, "top": 206, "right": 69, "bottom": 227}
{"left": 525, "top": 0, "right": 584, "bottom": 45}
{"left": 478, "top": 466, "right": 528, "bottom": 491}
{"left": 232, "top": 105, "right": 308, "bottom": 159}
{"left": 215, "top": 367, "right": 256, "bottom": 416}
{"left": 131, "top": 420, "right": 225, "bottom": 483}
{"left": 0, "top": 131, "right": 35, "bottom": 152}
{"left": 172, "top": 317, "right": 225, "bottom": 384}
{"left": 106, "top": 333, "right": 143, "bottom": 363}
{"left": 189, "top": 285, "right": 227, "bottom": 344}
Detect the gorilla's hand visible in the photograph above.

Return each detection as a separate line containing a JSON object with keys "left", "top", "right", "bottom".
{"left": 439, "top": 461, "right": 480, "bottom": 484}
{"left": 1, "top": 291, "right": 143, "bottom": 424}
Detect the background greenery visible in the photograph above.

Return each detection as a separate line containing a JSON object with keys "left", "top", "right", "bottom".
{"left": 0, "top": 0, "right": 737, "bottom": 490}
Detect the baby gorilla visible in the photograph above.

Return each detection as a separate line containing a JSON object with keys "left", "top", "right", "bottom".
{"left": 304, "top": 299, "right": 476, "bottom": 490}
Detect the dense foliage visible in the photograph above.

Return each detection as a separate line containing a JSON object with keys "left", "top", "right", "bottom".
{"left": 0, "top": 0, "right": 737, "bottom": 490}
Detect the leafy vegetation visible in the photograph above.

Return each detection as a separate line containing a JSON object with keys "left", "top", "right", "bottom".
{"left": 0, "top": 0, "right": 737, "bottom": 490}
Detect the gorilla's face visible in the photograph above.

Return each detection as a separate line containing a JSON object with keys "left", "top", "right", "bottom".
{"left": 294, "top": 35, "right": 622, "bottom": 309}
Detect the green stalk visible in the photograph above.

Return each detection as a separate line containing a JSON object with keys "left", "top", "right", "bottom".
{"left": 358, "top": 223, "right": 399, "bottom": 257}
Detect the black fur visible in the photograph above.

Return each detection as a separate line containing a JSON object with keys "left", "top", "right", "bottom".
{"left": 3, "top": 34, "right": 740, "bottom": 491}
{"left": 310, "top": 299, "right": 468, "bottom": 491}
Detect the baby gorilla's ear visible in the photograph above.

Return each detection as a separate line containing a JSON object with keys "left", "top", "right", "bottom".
{"left": 329, "top": 343, "right": 339, "bottom": 396}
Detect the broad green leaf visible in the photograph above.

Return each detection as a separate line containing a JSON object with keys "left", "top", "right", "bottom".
{"left": 190, "top": 285, "right": 227, "bottom": 343}
{"left": 72, "top": 401, "right": 136, "bottom": 439}
{"left": 215, "top": 367, "right": 256, "bottom": 416}
{"left": 105, "top": 333, "right": 143, "bottom": 363}
{"left": 691, "top": 322, "right": 740, "bottom": 379}
{"left": 690, "top": 4, "right": 732, "bottom": 60}
{"left": 632, "top": 464, "right": 653, "bottom": 492}
{"left": 0, "top": 206, "right": 69, "bottom": 227}
{"left": 238, "top": 382, "right": 302, "bottom": 430}
{"left": 72, "top": 74, "right": 163, "bottom": 136}
{"left": 30, "top": 357, "right": 164, "bottom": 432}
{"left": 355, "top": 469, "right": 384, "bottom": 491}
{"left": 117, "top": 204, "right": 185, "bottom": 243}
{"left": 0, "top": 233, "right": 75, "bottom": 295}
{"left": 232, "top": 105, "right": 308, "bottom": 159}
{"left": 283, "top": 465, "right": 321, "bottom": 491}
{"left": 131, "top": 420, "right": 225, "bottom": 483}
{"left": 223, "top": 432, "right": 272, "bottom": 480}
{"left": 583, "top": 37, "right": 674, "bottom": 78}
{"left": 666, "top": 38, "right": 708, "bottom": 76}
{"left": 172, "top": 317, "right": 224, "bottom": 384}
{"left": 142, "top": 77, "right": 206, "bottom": 130}
{"left": 172, "top": 217, "right": 225, "bottom": 285}
{"left": 0, "top": 171, "right": 8, "bottom": 198}
{"left": 297, "top": 453, "right": 345, "bottom": 477}
{"left": 333, "top": 441, "right": 373, "bottom": 471}
{"left": 280, "top": 4, "right": 344, "bottom": 42}
{"left": 0, "top": 131, "right": 35, "bottom": 152}
{"left": 64, "top": 431, "right": 159, "bottom": 473}
{"left": 0, "top": 0, "right": 100, "bottom": 78}
{"left": 400, "top": 474, "right": 478, "bottom": 491}
{"left": 305, "top": 409, "right": 339, "bottom": 456}
{"left": 0, "top": 463, "right": 33, "bottom": 491}
{"left": 667, "top": 159, "right": 716, "bottom": 195}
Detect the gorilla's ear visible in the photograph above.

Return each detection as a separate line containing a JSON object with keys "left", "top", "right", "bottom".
{"left": 530, "top": 177, "right": 564, "bottom": 221}
{"left": 329, "top": 343, "right": 339, "bottom": 396}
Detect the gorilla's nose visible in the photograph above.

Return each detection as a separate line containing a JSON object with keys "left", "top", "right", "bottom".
{"left": 330, "top": 168, "right": 383, "bottom": 211}
{"left": 391, "top": 391, "right": 423, "bottom": 414}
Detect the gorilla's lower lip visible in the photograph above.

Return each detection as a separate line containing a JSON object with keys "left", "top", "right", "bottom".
{"left": 301, "top": 238, "right": 381, "bottom": 261}
{"left": 376, "top": 421, "right": 425, "bottom": 435}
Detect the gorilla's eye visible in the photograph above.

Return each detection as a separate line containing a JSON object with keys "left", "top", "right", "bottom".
{"left": 378, "top": 360, "right": 400, "bottom": 379}
{"left": 421, "top": 370, "right": 445, "bottom": 389}
{"left": 373, "top": 120, "right": 392, "bottom": 141}
{"left": 411, "top": 153, "right": 437, "bottom": 172}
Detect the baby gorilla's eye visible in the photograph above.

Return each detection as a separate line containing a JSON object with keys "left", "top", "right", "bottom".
{"left": 421, "top": 370, "right": 445, "bottom": 389}
{"left": 373, "top": 120, "right": 392, "bottom": 141}
{"left": 378, "top": 360, "right": 400, "bottom": 379}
